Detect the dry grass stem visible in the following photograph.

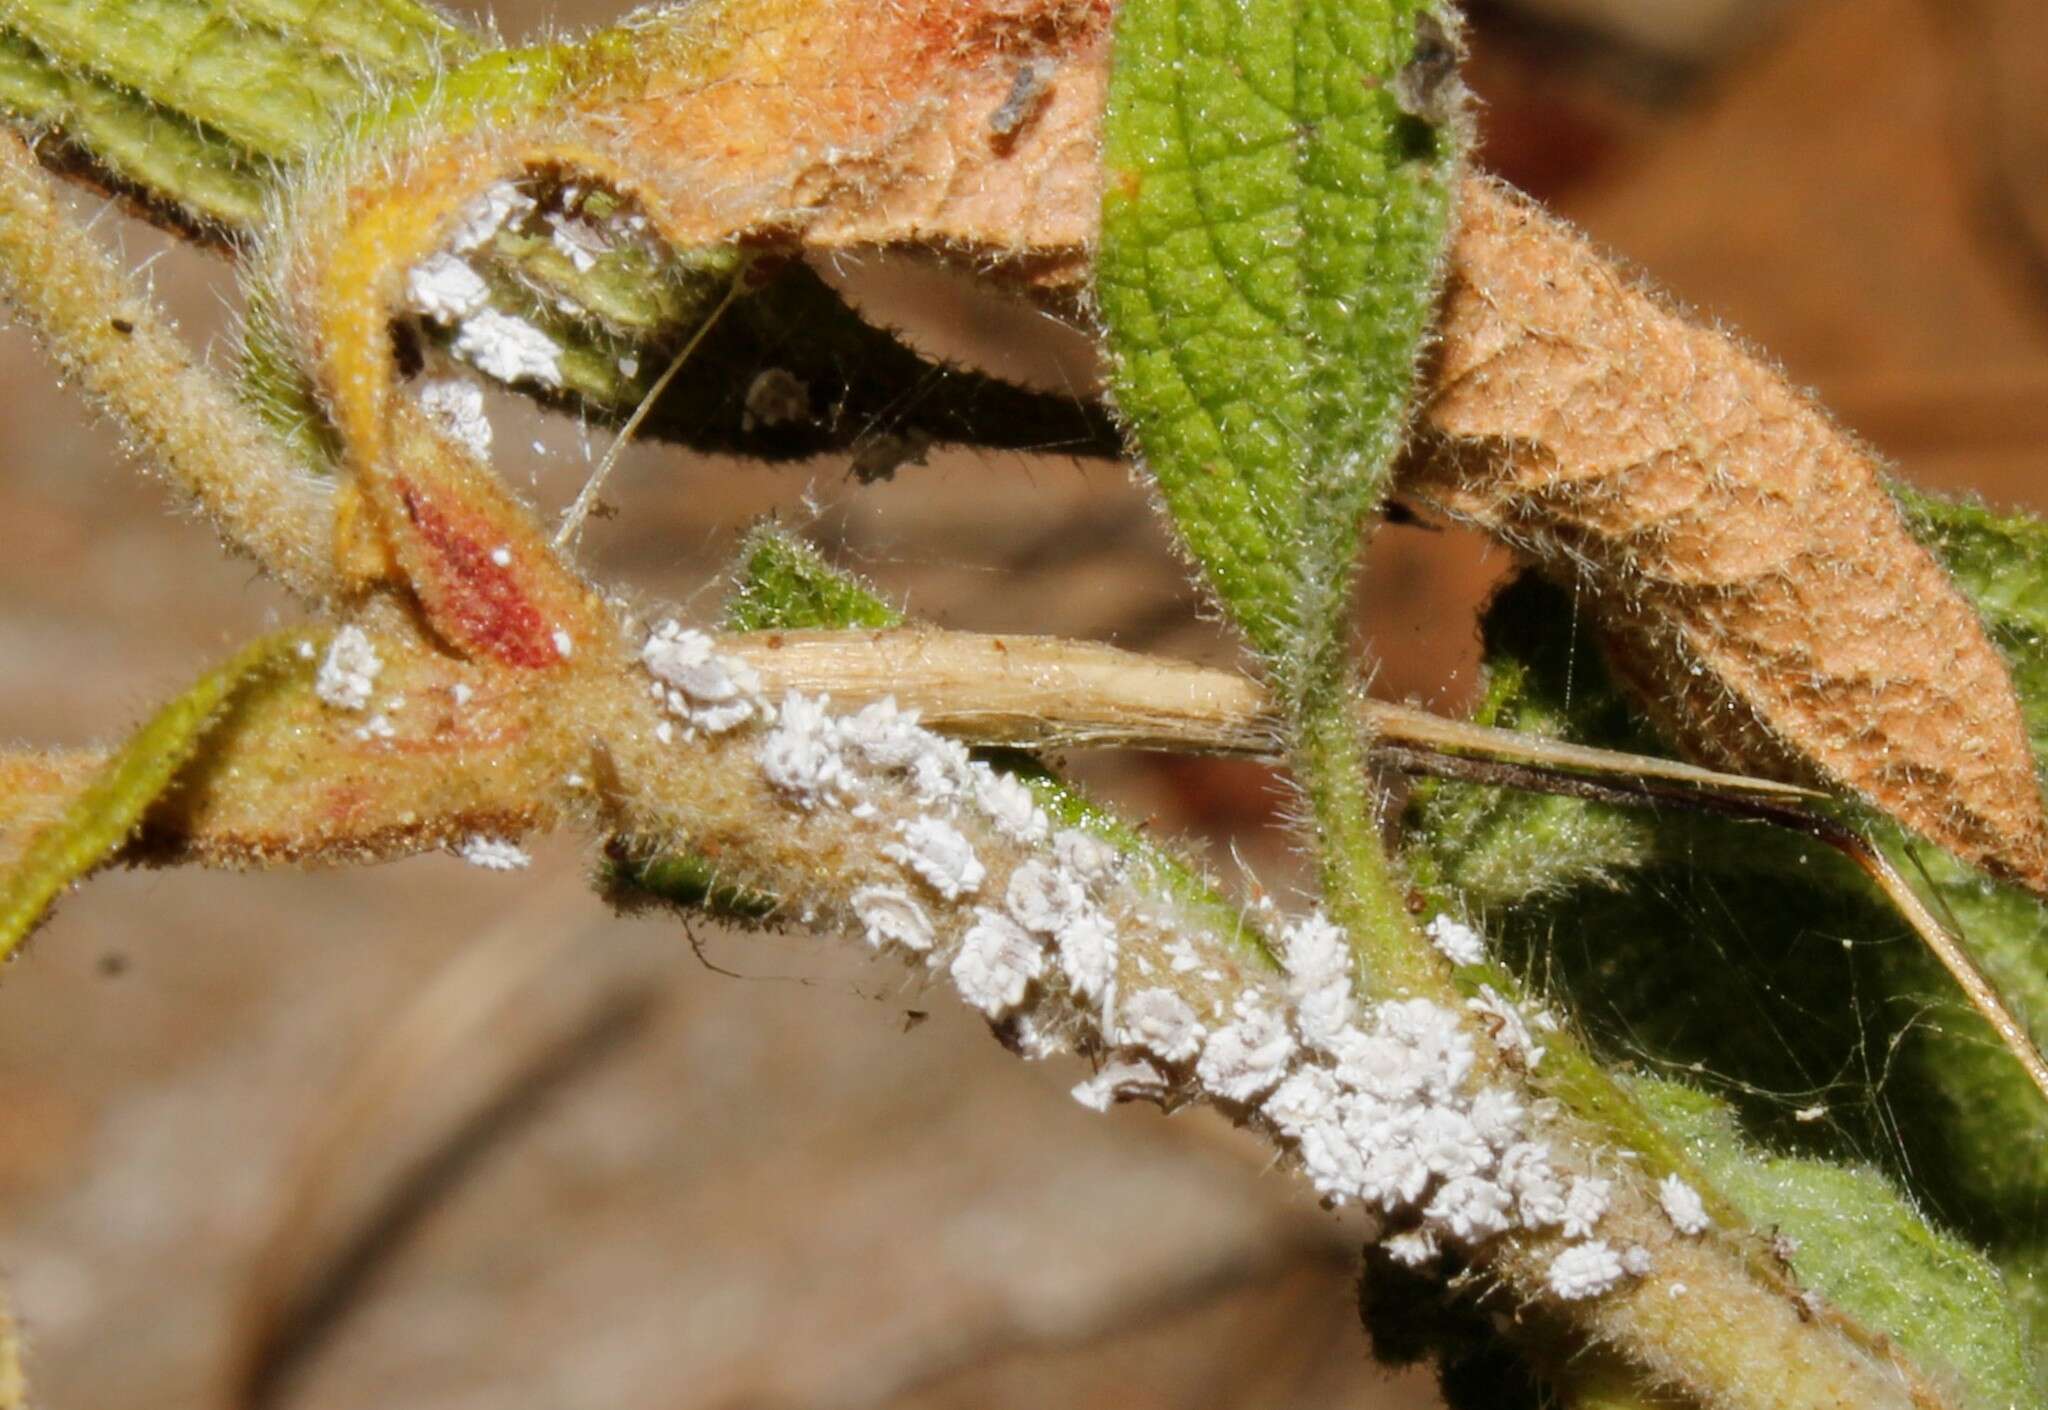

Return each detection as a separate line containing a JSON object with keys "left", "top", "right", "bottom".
{"left": 718, "top": 628, "right": 1820, "bottom": 800}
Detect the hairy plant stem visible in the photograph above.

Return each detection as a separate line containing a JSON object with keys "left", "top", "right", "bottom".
{"left": 1293, "top": 679, "right": 1440, "bottom": 999}
{"left": 0, "top": 129, "right": 334, "bottom": 597}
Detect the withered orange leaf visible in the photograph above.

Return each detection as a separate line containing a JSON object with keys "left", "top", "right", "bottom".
{"left": 1404, "top": 178, "right": 2048, "bottom": 894}
{"left": 581, "top": 0, "right": 1112, "bottom": 296}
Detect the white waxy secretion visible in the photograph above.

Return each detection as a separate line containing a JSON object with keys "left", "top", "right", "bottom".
{"left": 850, "top": 885, "right": 934, "bottom": 954}
{"left": 1658, "top": 1174, "right": 1711, "bottom": 1236}
{"left": 316, "top": 626, "right": 382, "bottom": 711}
{"left": 888, "top": 817, "right": 984, "bottom": 900}
{"left": 951, "top": 909, "right": 1044, "bottom": 1016}
{"left": 457, "top": 835, "right": 531, "bottom": 871}
{"left": 453, "top": 308, "right": 564, "bottom": 389}
{"left": 417, "top": 377, "right": 493, "bottom": 458}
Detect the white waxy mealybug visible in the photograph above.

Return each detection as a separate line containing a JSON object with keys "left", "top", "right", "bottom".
{"left": 1561, "top": 1176, "right": 1612, "bottom": 1239}
{"left": 316, "top": 626, "right": 382, "bottom": 711}
{"left": 644, "top": 622, "right": 762, "bottom": 734}
{"left": 888, "top": 817, "right": 984, "bottom": 899}
{"left": 1424, "top": 913, "right": 1487, "bottom": 967}
{"left": 975, "top": 767, "right": 1049, "bottom": 844}
{"left": 1280, "top": 911, "right": 1355, "bottom": 1049}
{"left": 1118, "top": 986, "right": 1204, "bottom": 1063}
{"left": 1070, "top": 1057, "right": 1167, "bottom": 1112}
{"left": 1425, "top": 1175, "right": 1515, "bottom": 1242}
{"left": 1468, "top": 984, "right": 1545, "bottom": 1069}
{"left": 1005, "top": 860, "right": 1087, "bottom": 936}
{"left": 1382, "top": 1228, "right": 1441, "bottom": 1268}
{"left": 1547, "top": 1241, "right": 1627, "bottom": 1301}
{"left": 760, "top": 691, "right": 854, "bottom": 806}
{"left": 1658, "top": 1174, "right": 1711, "bottom": 1236}
{"left": 453, "top": 309, "right": 564, "bottom": 389}
{"left": 1195, "top": 997, "right": 1296, "bottom": 1102}
{"left": 448, "top": 182, "right": 536, "bottom": 251}
{"left": 1053, "top": 911, "right": 1118, "bottom": 1012}
{"left": 1053, "top": 828, "right": 1120, "bottom": 886}
{"left": 950, "top": 909, "right": 1044, "bottom": 1016}
{"left": 405, "top": 252, "right": 490, "bottom": 323}
{"left": 851, "top": 886, "right": 933, "bottom": 953}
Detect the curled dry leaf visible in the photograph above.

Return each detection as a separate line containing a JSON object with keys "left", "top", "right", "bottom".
{"left": 581, "top": 0, "right": 1112, "bottom": 295}
{"left": 1403, "top": 178, "right": 2048, "bottom": 895}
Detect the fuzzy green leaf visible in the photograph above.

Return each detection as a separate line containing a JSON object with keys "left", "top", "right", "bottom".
{"left": 2, "top": 0, "right": 461, "bottom": 160}
{"left": 721, "top": 525, "right": 905, "bottom": 634}
{"left": 1412, "top": 534, "right": 2048, "bottom": 1376}
{"left": 0, "top": 631, "right": 310, "bottom": 960}
{"left": 1632, "top": 1076, "right": 2035, "bottom": 1410}
{"left": 1097, "top": 0, "right": 1460, "bottom": 681}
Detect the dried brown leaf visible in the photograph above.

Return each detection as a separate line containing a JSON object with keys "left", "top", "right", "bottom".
{"left": 584, "top": 0, "right": 1112, "bottom": 296}
{"left": 1403, "top": 177, "right": 2048, "bottom": 893}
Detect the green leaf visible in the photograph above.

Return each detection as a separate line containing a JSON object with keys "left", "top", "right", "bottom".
{"left": 0, "top": 631, "right": 311, "bottom": 961}
{"left": 721, "top": 524, "right": 905, "bottom": 634}
{"left": 1411, "top": 547, "right": 2048, "bottom": 1377}
{"left": 2, "top": 0, "right": 462, "bottom": 162}
{"left": 1096, "top": 0, "right": 1461, "bottom": 684}
{"left": 0, "top": 26, "right": 268, "bottom": 228}
{"left": 1631, "top": 1076, "right": 2036, "bottom": 1410}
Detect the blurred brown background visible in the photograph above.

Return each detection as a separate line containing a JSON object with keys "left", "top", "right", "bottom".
{"left": 6, "top": 0, "right": 2048, "bottom": 1405}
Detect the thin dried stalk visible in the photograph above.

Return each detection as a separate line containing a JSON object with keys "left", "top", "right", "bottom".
{"left": 718, "top": 628, "right": 1818, "bottom": 801}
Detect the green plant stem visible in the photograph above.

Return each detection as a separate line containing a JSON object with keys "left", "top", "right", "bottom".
{"left": 1293, "top": 682, "right": 1438, "bottom": 998}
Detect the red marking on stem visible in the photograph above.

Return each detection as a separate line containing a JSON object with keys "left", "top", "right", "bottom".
{"left": 396, "top": 479, "right": 561, "bottom": 669}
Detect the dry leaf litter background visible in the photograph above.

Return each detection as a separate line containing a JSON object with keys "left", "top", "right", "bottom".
{"left": 4, "top": 0, "right": 2047, "bottom": 1405}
